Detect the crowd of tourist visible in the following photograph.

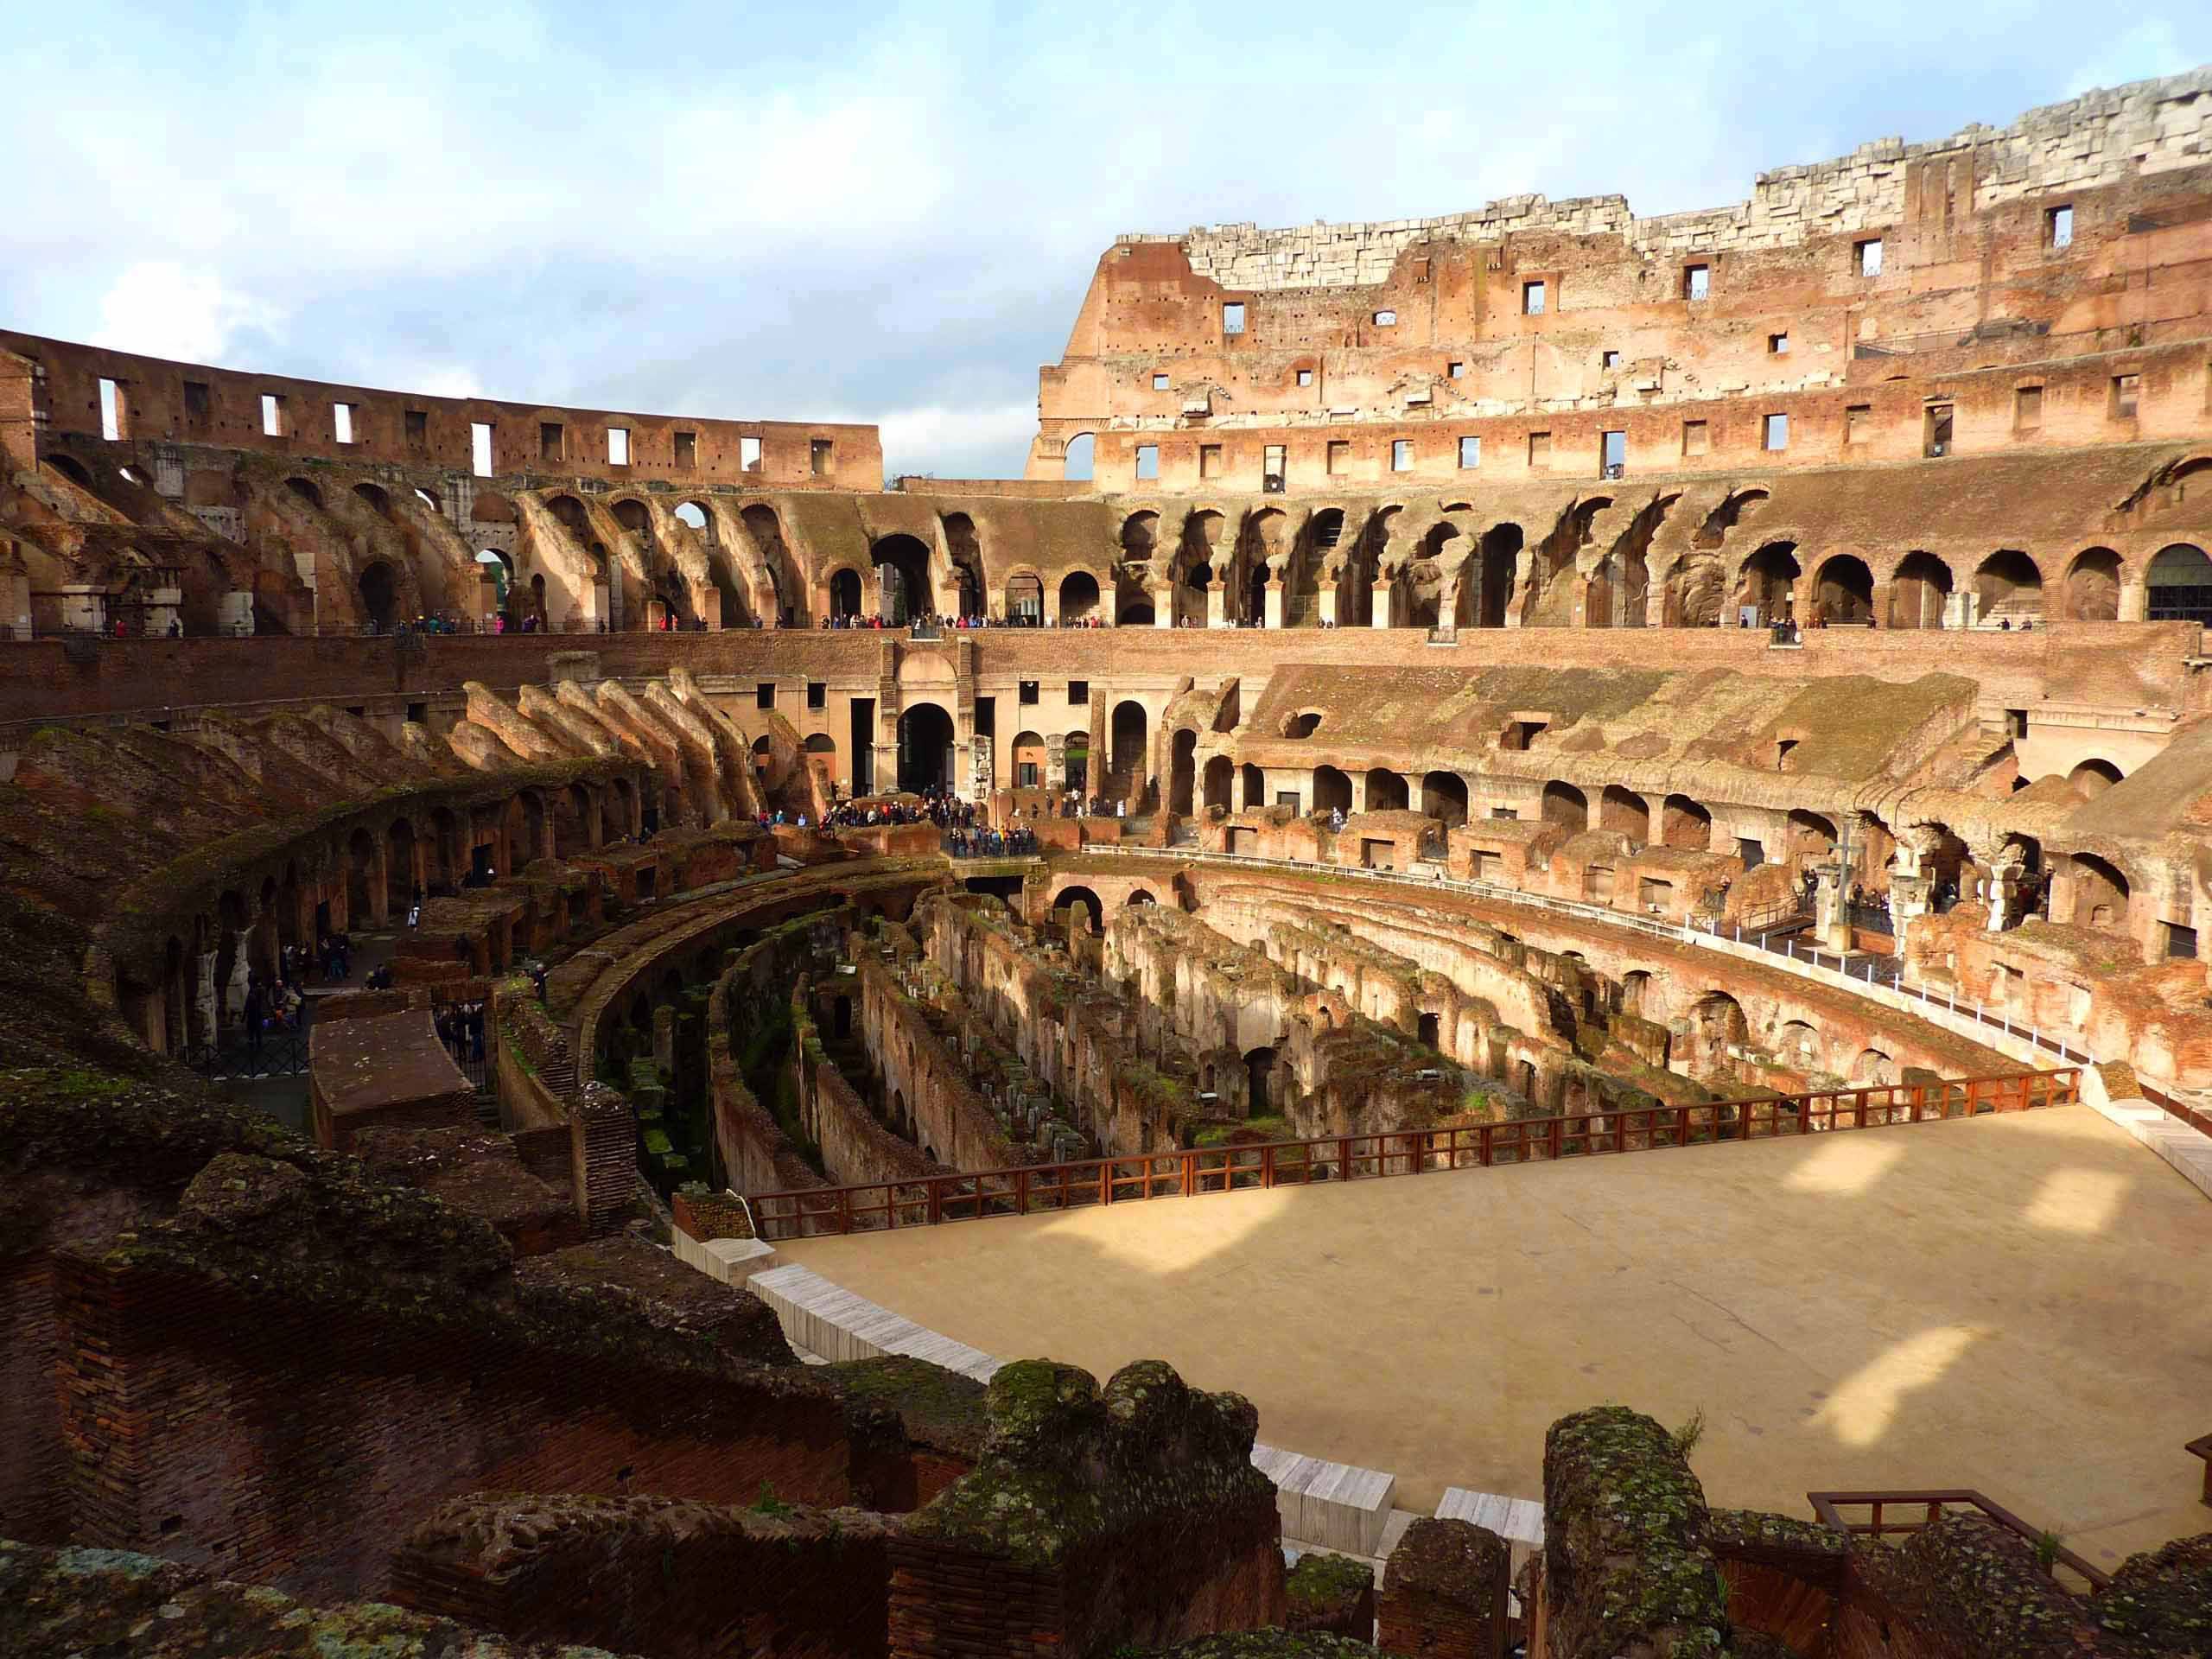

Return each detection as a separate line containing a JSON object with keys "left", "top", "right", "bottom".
{"left": 950, "top": 824, "right": 1042, "bottom": 856}
{"left": 820, "top": 612, "right": 1112, "bottom": 630}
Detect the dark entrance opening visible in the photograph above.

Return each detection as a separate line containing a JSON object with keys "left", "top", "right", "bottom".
{"left": 898, "top": 704, "right": 955, "bottom": 792}
{"left": 1243, "top": 1046, "right": 1276, "bottom": 1117}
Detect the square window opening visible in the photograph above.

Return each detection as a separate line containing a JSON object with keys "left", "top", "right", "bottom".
{"left": 1682, "top": 419, "right": 1710, "bottom": 457}
{"left": 1846, "top": 404, "right": 1872, "bottom": 444}
{"left": 807, "top": 682, "right": 826, "bottom": 710}
{"left": 1600, "top": 430, "right": 1626, "bottom": 478}
{"left": 1448, "top": 360, "right": 1465, "bottom": 378}
{"left": 1458, "top": 435, "right": 1481, "bottom": 468}
{"left": 1769, "top": 333, "right": 1789, "bottom": 354}
{"left": 2049, "top": 205, "right": 2074, "bottom": 250}
{"left": 1924, "top": 403, "right": 1954, "bottom": 456}
{"left": 1522, "top": 281, "right": 1546, "bottom": 316}
{"left": 607, "top": 426, "right": 630, "bottom": 466}
{"left": 404, "top": 409, "right": 429, "bottom": 448}
{"left": 1373, "top": 308, "right": 1397, "bottom": 326}
{"left": 1019, "top": 680, "right": 1039, "bottom": 705}
{"left": 182, "top": 380, "right": 211, "bottom": 432}
{"left": 1135, "top": 444, "right": 1160, "bottom": 480}
{"left": 741, "top": 435, "right": 763, "bottom": 471}
{"left": 1223, "top": 302, "right": 1246, "bottom": 334}
{"left": 755, "top": 682, "right": 776, "bottom": 710}
{"left": 1198, "top": 443, "right": 1223, "bottom": 479}
{"left": 2015, "top": 385, "right": 2044, "bottom": 430}
{"left": 1326, "top": 440, "right": 1351, "bottom": 476}
{"left": 1763, "top": 412, "right": 1789, "bottom": 451}
{"left": 1391, "top": 438, "right": 1413, "bottom": 473}
{"left": 1600, "top": 350, "right": 1622, "bottom": 371}
{"left": 1528, "top": 430, "right": 1551, "bottom": 466}
{"left": 1069, "top": 680, "right": 1090, "bottom": 704}
{"left": 1857, "top": 238, "right": 1884, "bottom": 276}
{"left": 1296, "top": 368, "right": 1313, "bottom": 387}
{"left": 1684, "top": 264, "right": 1710, "bottom": 302}
{"left": 1152, "top": 372, "right": 1169, "bottom": 390}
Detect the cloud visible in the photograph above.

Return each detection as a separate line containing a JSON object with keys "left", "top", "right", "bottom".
{"left": 866, "top": 403, "right": 1042, "bottom": 480}
{"left": 91, "top": 263, "right": 285, "bottom": 366}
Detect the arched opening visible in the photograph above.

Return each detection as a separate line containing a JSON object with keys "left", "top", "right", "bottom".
{"left": 1974, "top": 550, "right": 2044, "bottom": 626}
{"left": 1541, "top": 780, "right": 1589, "bottom": 831}
{"left": 2071, "top": 853, "right": 2129, "bottom": 930}
{"left": 1621, "top": 970, "right": 1653, "bottom": 1019}
{"left": 1786, "top": 810, "right": 1837, "bottom": 871}
{"left": 673, "top": 500, "right": 713, "bottom": 542}
{"left": 896, "top": 704, "right": 955, "bottom": 793}
{"left": 1364, "top": 769, "right": 1409, "bottom": 811}
{"left": 1062, "top": 432, "right": 1095, "bottom": 482}
{"left": 286, "top": 477, "right": 323, "bottom": 509}
{"left": 1053, "top": 886, "right": 1103, "bottom": 936}
{"left": 1203, "top": 755, "right": 1234, "bottom": 810}
{"left": 1689, "top": 991, "right": 1748, "bottom": 1071}
{"left": 346, "top": 828, "right": 377, "bottom": 924}
{"left": 1241, "top": 763, "right": 1265, "bottom": 810}
{"left": 1417, "top": 1012, "right": 1440, "bottom": 1049}
{"left": 942, "top": 513, "right": 984, "bottom": 619}
{"left": 1421, "top": 771, "right": 1468, "bottom": 827}
{"left": 1063, "top": 732, "right": 1090, "bottom": 796}
{"left": 871, "top": 534, "right": 933, "bottom": 624}
{"left": 44, "top": 454, "right": 92, "bottom": 488}
{"left": 353, "top": 482, "right": 392, "bottom": 518}
{"left": 1058, "top": 571, "right": 1101, "bottom": 623}
{"left": 1006, "top": 572, "right": 1044, "bottom": 625}
{"left": 2148, "top": 543, "right": 2212, "bottom": 623}
{"left": 2069, "top": 758, "right": 2123, "bottom": 799}
{"left": 829, "top": 568, "right": 862, "bottom": 620}
{"left": 1599, "top": 785, "right": 1649, "bottom": 844}
{"left": 1169, "top": 729, "right": 1198, "bottom": 815}
{"left": 1777, "top": 1020, "right": 1821, "bottom": 1068}
{"left": 1852, "top": 1049, "right": 1897, "bottom": 1086}
{"left": 358, "top": 561, "right": 398, "bottom": 632}
{"left": 385, "top": 818, "right": 416, "bottom": 913}
{"left": 1127, "top": 889, "right": 1157, "bottom": 907}
{"left": 1246, "top": 563, "right": 1270, "bottom": 626}
{"left": 1662, "top": 795, "right": 1712, "bottom": 850}
{"left": 1812, "top": 555, "right": 1873, "bottom": 625}
{"left": 1109, "top": 701, "right": 1148, "bottom": 798}
{"left": 1243, "top": 1046, "right": 1277, "bottom": 1117}
{"left": 1887, "top": 551, "right": 1953, "bottom": 629}
{"left": 528, "top": 572, "right": 547, "bottom": 624}
{"left": 1469, "top": 524, "right": 1522, "bottom": 628}
{"left": 2064, "top": 548, "right": 2122, "bottom": 621}
{"left": 1740, "top": 542, "right": 1801, "bottom": 624}
{"left": 1312, "top": 766, "right": 1352, "bottom": 817}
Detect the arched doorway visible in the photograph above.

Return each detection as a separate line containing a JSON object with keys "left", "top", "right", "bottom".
{"left": 1062, "top": 432, "right": 1095, "bottom": 482}
{"left": 1471, "top": 524, "right": 1522, "bottom": 628}
{"left": 1243, "top": 1046, "right": 1277, "bottom": 1116}
{"left": 2064, "top": 549, "right": 2122, "bottom": 621}
{"left": 872, "top": 535, "right": 933, "bottom": 624}
{"left": 1599, "top": 785, "right": 1649, "bottom": 843}
{"left": 1109, "top": 701, "right": 1148, "bottom": 798}
{"left": 2148, "top": 544, "right": 2212, "bottom": 622}
{"left": 2070, "top": 853, "right": 2129, "bottom": 929}
{"left": 1203, "top": 755, "right": 1234, "bottom": 810}
{"left": 1006, "top": 572, "right": 1044, "bottom": 625}
{"left": 1053, "top": 886, "right": 1103, "bottom": 935}
{"left": 1741, "top": 543, "right": 1800, "bottom": 624}
{"left": 897, "top": 704, "right": 955, "bottom": 793}
{"left": 1974, "top": 550, "right": 2043, "bottom": 626}
{"left": 1812, "top": 555, "right": 1872, "bottom": 625}
{"left": 1364, "top": 769, "right": 1409, "bottom": 811}
{"left": 1541, "top": 780, "right": 1589, "bottom": 830}
{"left": 1312, "top": 766, "right": 1352, "bottom": 817}
{"left": 1169, "top": 729, "right": 1198, "bottom": 814}
{"left": 2069, "top": 758, "right": 2123, "bottom": 799}
{"left": 358, "top": 561, "right": 398, "bottom": 632}
{"left": 1059, "top": 571, "right": 1101, "bottom": 623}
{"left": 829, "top": 569, "right": 862, "bottom": 620}
{"left": 1887, "top": 552, "right": 1953, "bottom": 629}
{"left": 1421, "top": 771, "right": 1468, "bottom": 826}
{"left": 1662, "top": 795, "right": 1712, "bottom": 850}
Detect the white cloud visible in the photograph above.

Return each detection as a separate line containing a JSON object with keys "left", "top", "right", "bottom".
{"left": 91, "top": 263, "right": 284, "bottom": 366}
{"left": 864, "top": 402, "right": 1041, "bottom": 479}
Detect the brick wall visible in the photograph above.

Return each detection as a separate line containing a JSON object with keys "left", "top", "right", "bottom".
{"left": 50, "top": 1246, "right": 888, "bottom": 1603}
{"left": 1377, "top": 1518, "right": 1511, "bottom": 1659}
{"left": 391, "top": 1492, "right": 896, "bottom": 1659}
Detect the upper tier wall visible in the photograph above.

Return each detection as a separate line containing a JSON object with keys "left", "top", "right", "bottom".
{"left": 1128, "top": 69, "right": 2212, "bottom": 283}
{"left": 0, "top": 332, "right": 883, "bottom": 490}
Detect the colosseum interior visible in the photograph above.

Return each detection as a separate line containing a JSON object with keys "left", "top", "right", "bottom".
{"left": 10, "top": 64, "right": 2212, "bottom": 1659}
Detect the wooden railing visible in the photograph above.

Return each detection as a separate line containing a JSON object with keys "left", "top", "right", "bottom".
{"left": 1808, "top": 1488, "right": 2110, "bottom": 1593}
{"left": 747, "top": 1067, "right": 2075, "bottom": 1242}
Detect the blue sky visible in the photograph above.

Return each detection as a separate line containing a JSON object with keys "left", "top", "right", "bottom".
{"left": 3, "top": 2, "right": 2198, "bottom": 479}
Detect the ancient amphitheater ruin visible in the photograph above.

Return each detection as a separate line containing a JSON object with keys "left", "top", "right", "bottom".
{"left": 10, "top": 65, "right": 2212, "bottom": 1659}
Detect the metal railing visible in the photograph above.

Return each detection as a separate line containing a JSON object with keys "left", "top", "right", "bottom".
{"left": 1808, "top": 1489, "right": 2109, "bottom": 1593}
{"left": 747, "top": 1068, "right": 2074, "bottom": 1240}
{"left": 181, "top": 1031, "right": 309, "bottom": 1080}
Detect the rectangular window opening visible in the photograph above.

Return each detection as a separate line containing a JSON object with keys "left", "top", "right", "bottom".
{"left": 333, "top": 402, "right": 356, "bottom": 445}
{"left": 1458, "top": 435, "right": 1481, "bottom": 469}
{"left": 1223, "top": 302, "right": 1246, "bottom": 334}
{"left": 1297, "top": 367, "right": 1314, "bottom": 387}
{"left": 470, "top": 422, "right": 493, "bottom": 478}
{"left": 404, "top": 409, "right": 428, "bottom": 449}
{"left": 1263, "top": 443, "right": 1286, "bottom": 492}
{"left": 1069, "top": 680, "right": 1090, "bottom": 704}
{"left": 1769, "top": 333, "right": 1789, "bottom": 355}
{"left": 810, "top": 438, "right": 833, "bottom": 475}
{"left": 1600, "top": 350, "right": 1622, "bottom": 371}
{"left": 1682, "top": 419, "right": 1710, "bottom": 457}
{"left": 674, "top": 430, "right": 696, "bottom": 469}
{"left": 1857, "top": 238, "right": 1884, "bottom": 276}
{"left": 741, "top": 435, "right": 763, "bottom": 471}
{"left": 260, "top": 393, "right": 285, "bottom": 438}
{"left": 607, "top": 426, "right": 630, "bottom": 466}
{"left": 1528, "top": 430, "right": 1552, "bottom": 467}
{"left": 1152, "top": 372, "right": 1170, "bottom": 390}
{"left": 1924, "top": 403, "right": 1954, "bottom": 457}
{"left": 1019, "top": 680, "right": 1039, "bottom": 705}
{"left": 1684, "top": 264, "right": 1710, "bottom": 302}
{"left": 1135, "top": 443, "right": 1160, "bottom": 480}
{"left": 540, "top": 422, "right": 565, "bottom": 461}
{"left": 1763, "top": 412, "right": 1789, "bottom": 451}
{"left": 1846, "top": 404, "right": 1872, "bottom": 444}
{"left": 807, "top": 682, "right": 826, "bottom": 711}
{"left": 1522, "top": 280, "right": 1547, "bottom": 316}
{"left": 98, "top": 377, "right": 125, "bottom": 441}
{"left": 2015, "top": 385, "right": 2044, "bottom": 430}
{"left": 2113, "top": 373, "right": 2140, "bottom": 421}
{"left": 182, "top": 380, "right": 211, "bottom": 433}
{"left": 2049, "top": 205, "right": 2074, "bottom": 250}
{"left": 1326, "top": 440, "right": 1351, "bottom": 476}
{"left": 1600, "top": 430, "right": 1626, "bottom": 479}
{"left": 755, "top": 682, "right": 776, "bottom": 710}
{"left": 1391, "top": 438, "right": 1414, "bottom": 473}
{"left": 1448, "top": 360, "right": 1465, "bottom": 378}
{"left": 1199, "top": 443, "right": 1223, "bottom": 479}
{"left": 1373, "top": 308, "right": 1398, "bottom": 326}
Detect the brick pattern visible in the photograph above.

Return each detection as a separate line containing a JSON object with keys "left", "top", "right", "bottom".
{"left": 1378, "top": 1519, "right": 1511, "bottom": 1659}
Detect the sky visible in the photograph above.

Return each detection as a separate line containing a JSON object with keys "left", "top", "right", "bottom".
{"left": 2, "top": 3, "right": 2199, "bottom": 481}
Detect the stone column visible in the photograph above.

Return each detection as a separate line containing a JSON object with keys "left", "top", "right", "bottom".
{"left": 194, "top": 951, "right": 219, "bottom": 1048}
{"left": 1370, "top": 577, "right": 1394, "bottom": 628}
{"left": 1152, "top": 582, "right": 1173, "bottom": 626}
{"left": 2120, "top": 581, "right": 2150, "bottom": 623}
{"left": 1814, "top": 861, "right": 1852, "bottom": 952}
{"left": 1262, "top": 572, "right": 1283, "bottom": 630}
{"left": 1890, "top": 824, "right": 1940, "bottom": 961}
{"left": 1046, "top": 733, "right": 1066, "bottom": 792}
{"left": 1207, "top": 583, "right": 1227, "bottom": 628}
{"left": 1318, "top": 581, "right": 1339, "bottom": 627}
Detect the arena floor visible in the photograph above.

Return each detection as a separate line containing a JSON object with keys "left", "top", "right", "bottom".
{"left": 785, "top": 1104, "right": 2212, "bottom": 1569}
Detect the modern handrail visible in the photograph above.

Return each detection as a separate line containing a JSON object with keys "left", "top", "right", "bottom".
{"left": 1808, "top": 1488, "right": 2111, "bottom": 1592}
{"left": 746, "top": 1067, "right": 2075, "bottom": 1241}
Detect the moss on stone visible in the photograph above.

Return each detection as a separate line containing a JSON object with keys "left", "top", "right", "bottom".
{"left": 822, "top": 1355, "right": 990, "bottom": 1459}
{"left": 1285, "top": 1549, "right": 1373, "bottom": 1613}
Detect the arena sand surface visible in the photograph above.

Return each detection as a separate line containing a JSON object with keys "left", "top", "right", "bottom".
{"left": 785, "top": 1104, "right": 2212, "bottom": 1568}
